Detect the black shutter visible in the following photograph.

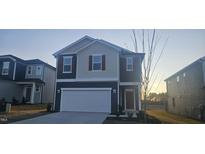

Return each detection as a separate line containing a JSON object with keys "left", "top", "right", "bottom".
{"left": 89, "top": 55, "right": 92, "bottom": 71}
{"left": 102, "top": 55, "right": 106, "bottom": 70}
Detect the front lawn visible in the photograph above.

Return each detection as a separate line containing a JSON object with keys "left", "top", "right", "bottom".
{"left": 146, "top": 109, "right": 204, "bottom": 124}
{"left": 0, "top": 104, "right": 49, "bottom": 124}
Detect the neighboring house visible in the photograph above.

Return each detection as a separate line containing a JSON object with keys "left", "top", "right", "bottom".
{"left": 53, "top": 36, "right": 145, "bottom": 115}
{"left": 0, "top": 55, "right": 56, "bottom": 104}
{"left": 165, "top": 56, "right": 205, "bottom": 119}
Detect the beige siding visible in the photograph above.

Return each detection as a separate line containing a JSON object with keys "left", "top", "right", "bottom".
{"left": 42, "top": 66, "right": 56, "bottom": 103}
{"left": 60, "top": 38, "right": 94, "bottom": 54}
{"left": 76, "top": 42, "right": 119, "bottom": 80}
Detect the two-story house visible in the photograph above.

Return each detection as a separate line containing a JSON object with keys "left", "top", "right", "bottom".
{"left": 165, "top": 56, "right": 205, "bottom": 119}
{"left": 0, "top": 55, "right": 56, "bottom": 104}
{"left": 53, "top": 36, "right": 144, "bottom": 115}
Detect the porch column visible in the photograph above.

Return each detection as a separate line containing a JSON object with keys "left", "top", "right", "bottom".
{"left": 30, "top": 82, "right": 36, "bottom": 104}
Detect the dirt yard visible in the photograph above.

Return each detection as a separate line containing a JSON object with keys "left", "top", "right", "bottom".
{"left": 146, "top": 109, "right": 204, "bottom": 124}
{"left": 0, "top": 104, "right": 49, "bottom": 124}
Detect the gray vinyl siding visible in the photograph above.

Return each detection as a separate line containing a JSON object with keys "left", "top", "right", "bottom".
{"left": 76, "top": 42, "right": 119, "bottom": 80}
{"left": 202, "top": 61, "right": 205, "bottom": 86}
{"left": 166, "top": 61, "right": 205, "bottom": 119}
{"left": 0, "top": 79, "right": 23, "bottom": 102}
{"left": 42, "top": 65, "right": 56, "bottom": 103}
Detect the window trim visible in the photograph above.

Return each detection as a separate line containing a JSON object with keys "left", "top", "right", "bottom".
{"left": 92, "top": 54, "right": 103, "bottom": 71}
{"left": 36, "top": 65, "right": 42, "bottom": 76}
{"left": 177, "top": 75, "right": 180, "bottom": 82}
{"left": 27, "top": 66, "right": 32, "bottom": 75}
{"left": 2, "top": 61, "right": 10, "bottom": 75}
{"left": 63, "top": 56, "right": 73, "bottom": 73}
{"left": 126, "top": 57, "right": 133, "bottom": 71}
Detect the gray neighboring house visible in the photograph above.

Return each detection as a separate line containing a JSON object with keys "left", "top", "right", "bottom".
{"left": 0, "top": 55, "right": 56, "bottom": 104}
{"left": 165, "top": 56, "right": 205, "bottom": 119}
{"left": 53, "top": 36, "right": 145, "bottom": 115}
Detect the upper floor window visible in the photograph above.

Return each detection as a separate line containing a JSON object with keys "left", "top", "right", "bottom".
{"left": 92, "top": 55, "right": 102, "bottom": 71}
{"left": 183, "top": 73, "right": 186, "bottom": 77}
{"left": 126, "top": 57, "right": 133, "bottom": 71}
{"left": 36, "top": 65, "right": 42, "bottom": 75}
{"left": 2, "top": 62, "right": 10, "bottom": 75}
{"left": 177, "top": 76, "right": 180, "bottom": 82}
{"left": 89, "top": 55, "right": 105, "bottom": 71}
{"left": 27, "top": 66, "right": 32, "bottom": 75}
{"left": 63, "top": 56, "right": 72, "bottom": 73}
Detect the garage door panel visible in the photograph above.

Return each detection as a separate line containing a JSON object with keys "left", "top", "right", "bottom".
{"left": 60, "top": 89, "right": 111, "bottom": 113}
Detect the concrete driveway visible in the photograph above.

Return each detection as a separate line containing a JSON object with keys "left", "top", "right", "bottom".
{"left": 13, "top": 112, "right": 108, "bottom": 124}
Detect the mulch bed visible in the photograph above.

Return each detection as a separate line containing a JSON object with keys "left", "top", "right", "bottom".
{"left": 103, "top": 115, "right": 161, "bottom": 124}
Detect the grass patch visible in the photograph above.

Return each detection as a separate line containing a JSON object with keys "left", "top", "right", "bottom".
{"left": 0, "top": 104, "right": 48, "bottom": 124}
{"left": 146, "top": 110, "right": 204, "bottom": 124}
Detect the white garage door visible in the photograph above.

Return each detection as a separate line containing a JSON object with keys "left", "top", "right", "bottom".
{"left": 60, "top": 88, "right": 111, "bottom": 113}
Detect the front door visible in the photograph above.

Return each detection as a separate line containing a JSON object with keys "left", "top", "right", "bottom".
{"left": 25, "top": 87, "right": 32, "bottom": 102}
{"left": 125, "top": 89, "right": 135, "bottom": 110}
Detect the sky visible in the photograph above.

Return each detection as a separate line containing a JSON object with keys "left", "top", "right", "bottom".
{"left": 0, "top": 29, "right": 204, "bottom": 93}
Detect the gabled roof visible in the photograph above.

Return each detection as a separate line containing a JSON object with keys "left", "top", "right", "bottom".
{"left": 0, "top": 54, "right": 55, "bottom": 70}
{"left": 53, "top": 35, "right": 140, "bottom": 56}
{"left": 53, "top": 35, "right": 95, "bottom": 57}
{"left": 0, "top": 54, "right": 25, "bottom": 63}
{"left": 165, "top": 56, "right": 205, "bottom": 81}
{"left": 25, "top": 59, "right": 56, "bottom": 70}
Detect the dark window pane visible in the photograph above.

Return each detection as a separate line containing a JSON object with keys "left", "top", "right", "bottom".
{"left": 127, "top": 64, "right": 133, "bottom": 70}
{"left": 93, "top": 63, "right": 101, "bottom": 70}
{"left": 64, "top": 65, "right": 72, "bottom": 72}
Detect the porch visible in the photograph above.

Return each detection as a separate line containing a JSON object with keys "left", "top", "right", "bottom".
{"left": 16, "top": 79, "right": 45, "bottom": 104}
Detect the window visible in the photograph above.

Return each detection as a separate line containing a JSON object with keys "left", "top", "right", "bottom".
{"left": 36, "top": 65, "right": 42, "bottom": 75}
{"left": 183, "top": 73, "right": 186, "bottom": 77}
{"left": 2, "top": 62, "right": 10, "bottom": 75}
{"left": 177, "top": 76, "right": 180, "bottom": 82}
{"left": 92, "top": 55, "right": 102, "bottom": 71}
{"left": 126, "top": 57, "right": 133, "bottom": 71}
{"left": 27, "top": 66, "right": 32, "bottom": 75}
{"left": 36, "top": 86, "right": 40, "bottom": 92}
{"left": 63, "top": 56, "right": 72, "bottom": 73}
{"left": 172, "top": 97, "right": 175, "bottom": 108}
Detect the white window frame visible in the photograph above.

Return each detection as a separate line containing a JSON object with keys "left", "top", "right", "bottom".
{"left": 126, "top": 57, "right": 133, "bottom": 71}
{"left": 36, "top": 65, "right": 42, "bottom": 75}
{"left": 92, "top": 54, "right": 103, "bottom": 71}
{"left": 27, "top": 66, "right": 32, "bottom": 75}
{"left": 63, "top": 56, "right": 72, "bottom": 73}
{"left": 177, "top": 76, "right": 180, "bottom": 82}
{"left": 183, "top": 73, "right": 186, "bottom": 77}
{"left": 2, "top": 62, "right": 10, "bottom": 75}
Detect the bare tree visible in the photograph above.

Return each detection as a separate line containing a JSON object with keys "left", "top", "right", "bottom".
{"left": 131, "top": 29, "right": 168, "bottom": 114}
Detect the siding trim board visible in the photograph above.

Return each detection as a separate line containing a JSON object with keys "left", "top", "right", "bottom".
{"left": 56, "top": 78, "right": 118, "bottom": 82}
{"left": 120, "top": 82, "right": 141, "bottom": 86}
